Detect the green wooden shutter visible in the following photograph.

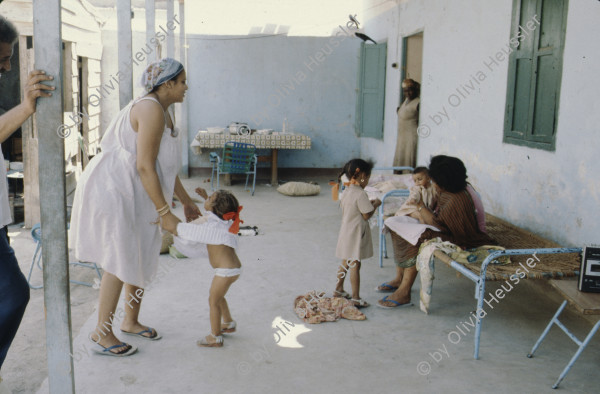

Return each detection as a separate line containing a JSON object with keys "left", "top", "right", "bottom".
{"left": 530, "top": 0, "right": 566, "bottom": 144}
{"left": 356, "top": 42, "right": 387, "bottom": 139}
{"left": 505, "top": 0, "right": 537, "bottom": 140}
{"left": 504, "top": 0, "right": 567, "bottom": 151}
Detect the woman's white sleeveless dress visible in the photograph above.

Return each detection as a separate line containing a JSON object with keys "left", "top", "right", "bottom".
{"left": 69, "top": 97, "right": 181, "bottom": 288}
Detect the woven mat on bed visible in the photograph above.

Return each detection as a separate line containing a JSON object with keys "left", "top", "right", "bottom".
{"left": 434, "top": 214, "right": 581, "bottom": 281}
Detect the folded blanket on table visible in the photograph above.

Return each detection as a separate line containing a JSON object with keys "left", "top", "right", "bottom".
{"left": 416, "top": 238, "right": 509, "bottom": 314}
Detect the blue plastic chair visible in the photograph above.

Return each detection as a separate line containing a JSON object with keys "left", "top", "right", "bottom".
{"left": 27, "top": 223, "right": 103, "bottom": 289}
{"left": 210, "top": 141, "right": 258, "bottom": 195}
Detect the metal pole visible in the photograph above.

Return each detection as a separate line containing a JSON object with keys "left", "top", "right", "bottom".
{"left": 117, "top": 0, "right": 133, "bottom": 108}
{"left": 32, "top": 0, "right": 75, "bottom": 392}
{"left": 145, "top": 0, "right": 156, "bottom": 63}
{"left": 178, "top": 0, "right": 189, "bottom": 178}
{"left": 167, "top": 0, "right": 175, "bottom": 58}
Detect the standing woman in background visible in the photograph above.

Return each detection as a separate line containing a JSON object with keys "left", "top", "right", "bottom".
{"left": 393, "top": 79, "right": 420, "bottom": 169}
{"left": 70, "top": 58, "right": 201, "bottom": 356}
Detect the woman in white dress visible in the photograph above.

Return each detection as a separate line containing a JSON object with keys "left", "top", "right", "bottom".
{"left": 70, "top": 58, "right": 201, "bottom": 356}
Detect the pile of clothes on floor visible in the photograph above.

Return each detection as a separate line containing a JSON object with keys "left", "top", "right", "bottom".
{"left": 294, "top": 291, "right": 366, "bottom": 323}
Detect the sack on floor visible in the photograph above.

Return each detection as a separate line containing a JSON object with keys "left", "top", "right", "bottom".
{"left": 277, "top": 182, "right": 320, "bottom": 196}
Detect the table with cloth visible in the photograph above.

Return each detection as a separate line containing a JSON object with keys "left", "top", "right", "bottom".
{"left": 192, "top": 132, "right": 311, "bottom": 185}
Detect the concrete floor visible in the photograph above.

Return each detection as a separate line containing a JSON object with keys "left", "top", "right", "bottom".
{"left": 30, "top": 176, "right": 600, "bottom": 394}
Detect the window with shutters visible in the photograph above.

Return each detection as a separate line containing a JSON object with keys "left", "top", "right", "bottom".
{"left": 356, "top": 42, "right": 387, "bottom": 139}
{"left": 503, "top": 0, "right": 568, "bottom": 151}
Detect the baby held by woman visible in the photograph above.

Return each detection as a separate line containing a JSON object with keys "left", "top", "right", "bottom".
{"left": 395, "top": 167, "right": 437, "bottom": 218}
{"left": 173, "top": 190, "right": 243, "bottom": 348}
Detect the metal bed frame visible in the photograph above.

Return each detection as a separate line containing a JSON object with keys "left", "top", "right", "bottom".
{"left": 446, "top": 247, "right": 582, "bottom": 359}
{"left": 372, "top": 170, "right": 583, "bottom": 359}
{"left": 369, "top": 166, "right": 413, "bottom": 268}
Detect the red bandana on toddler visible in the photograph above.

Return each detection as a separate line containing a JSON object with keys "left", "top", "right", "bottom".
{"left": 223, "top": 206, "right": 244, "bottom": 234}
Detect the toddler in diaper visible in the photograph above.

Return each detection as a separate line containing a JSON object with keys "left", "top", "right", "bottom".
{"left": 173, "top": 190, "right": 243, "bottom": 348}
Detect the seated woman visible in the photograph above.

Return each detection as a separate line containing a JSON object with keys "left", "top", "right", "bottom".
{"left": 377, "top": 155, "right": 495, "bottom": 308}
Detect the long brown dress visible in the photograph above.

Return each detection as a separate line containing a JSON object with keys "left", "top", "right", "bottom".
{"left": 393, "top": 97, "right": 420, "bottom": 168}
{"left": 391, "top": 188, "right": 495, "bottom": 264}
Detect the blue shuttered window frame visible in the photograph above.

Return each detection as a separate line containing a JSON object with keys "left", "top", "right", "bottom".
{"left": 504, "top": 0, "right": 568, "bottom": 151}
{"left": 356, "top": 42, "right": 387, "bottom": 139}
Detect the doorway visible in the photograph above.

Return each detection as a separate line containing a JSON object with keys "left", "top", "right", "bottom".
{"left": 394, "top": 31, "right": 423, "bottom": 172}
{"left": 401, "top": 32, "right": 423, "bottom": 97}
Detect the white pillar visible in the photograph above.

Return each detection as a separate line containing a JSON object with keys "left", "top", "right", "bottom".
{"left": 32, "top": 0, "right": 75, "bottom": 392}
{"left": 167, "top": 0, "right": 175, "bottom": 58}
{"left": 178, "top": 0, "right": 188, "bottom": 177}
{"left": 117, "top": 0, "right": 133, "bottom": 108}
{"left": 145, "top": 0, "right": 156, "bottom": 63}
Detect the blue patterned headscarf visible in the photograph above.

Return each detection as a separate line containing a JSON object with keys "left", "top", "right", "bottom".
{"left": 141, "top": 58, "right": 184, "bottom": 93}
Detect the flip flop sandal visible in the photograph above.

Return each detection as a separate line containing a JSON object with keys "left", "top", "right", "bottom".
{"left": 197, "top": 334, "right": 223, "bottom": 348}
{"left": 351, "top": 298, "right": 370, "bottom": 308}
{"left": 333, "top": 290, "right": 351, "bottom": 299}
{"left": 90, "top": 337, "right": 138, "bottom": 357}
{"left": 121, "top": 327, "right": 162, "bottom": 341}
{"left": 376, "top": 296, "right": 413, "bottom": 309}
{"left": 221, "top": 320, "right": 236, "bottom": 334}
{"left": 375, "top": 283, "right": 399, "bottom": 293}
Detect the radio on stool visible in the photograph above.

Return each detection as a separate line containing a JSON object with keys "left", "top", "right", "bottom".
{"left": 579, "top": 246, "right": 600, "bottom": 292}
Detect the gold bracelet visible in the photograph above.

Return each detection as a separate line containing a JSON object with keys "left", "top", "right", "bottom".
{"left": 156, "top": 204, "right": 170, "bottom": 217}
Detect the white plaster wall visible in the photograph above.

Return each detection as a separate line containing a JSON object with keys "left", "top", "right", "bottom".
{"left": 186, "top": 35, "right": 360, "bottom": 169}
{"left": 99, "top": 3, "right": 362, "bottom": 170}
{"left": 363, "top": 0, "right": 600, "bottom": 246}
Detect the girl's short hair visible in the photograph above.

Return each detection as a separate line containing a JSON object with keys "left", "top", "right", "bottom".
{"left": 339, "top": 158, "right": 373, "bottom": 181}
{"left": 428, "top": 155, "right": 467, "bottom": 193}
{"left": 210, "top": 190, "right": 240, "bottom": 219}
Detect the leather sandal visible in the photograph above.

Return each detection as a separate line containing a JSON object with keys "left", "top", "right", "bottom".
{"left": 333, "top": 290, "right": 351, "bottom": 299}
{"left": 197, "top": 334, "right": 223, "bottom": 348}
{"left": 221, "top": 320, "right": 236, "bottom": 334}
{"left": 351, "top": 298, "right": 370, "bottom": 308}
